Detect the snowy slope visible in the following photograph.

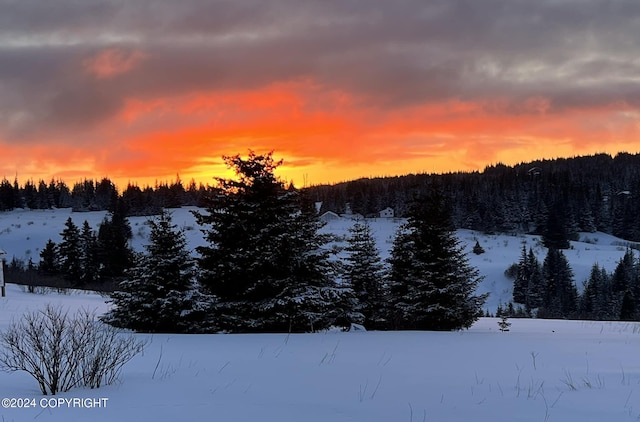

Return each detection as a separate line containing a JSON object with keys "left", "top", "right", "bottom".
{"left": 0, "top": 208, "right": 632, "bottom": 313}
{"left": 320, "top": 217, "right": 629, "bottom": 312}
{"left": 0, "top": 207, "right": 207, "bottom": 263}
{"left": 0, "top": 209, "right": 639, "bottom": 421}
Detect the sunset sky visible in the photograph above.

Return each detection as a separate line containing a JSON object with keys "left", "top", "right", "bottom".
{"left": 1, "top": 0, "right": 640, "bottom": 188}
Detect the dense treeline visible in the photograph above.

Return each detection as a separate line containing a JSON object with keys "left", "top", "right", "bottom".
{"left": 0, "top": 176, "right": 209, "bottom": 215}
{"left": 306, "top": 152, "right": 640, "bottom": 242}
{"left": 503, "top": 245, "right": 640, "bottom": 321}
{"left": 3, "top": 153, "right": 640, "bottom": 241}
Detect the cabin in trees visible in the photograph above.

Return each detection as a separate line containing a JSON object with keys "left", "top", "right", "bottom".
{"left": 379, "top": 207, "right": 395, "bottom": 218}
{"left": 319, "top": 211, "right": 341, "bottom": 223}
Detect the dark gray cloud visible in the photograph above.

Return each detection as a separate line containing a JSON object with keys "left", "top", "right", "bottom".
{"left": 1, "top": 0, "right": 640, "bottom": 141}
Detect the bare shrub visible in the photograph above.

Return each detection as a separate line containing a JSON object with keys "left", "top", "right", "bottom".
{"left": 0, "top": 304, "right": 144, "bottom": 395}
{"left": 73, "top": 309, "right": 145, "bottom": 389}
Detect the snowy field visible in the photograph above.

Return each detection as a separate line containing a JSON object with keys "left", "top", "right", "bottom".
{"left": 1, "top": 208, "right": 639, "bottom": 421}
{"left": 0, "top": 207, "right": 633, "bottom": 312}
{"left": 0, "top": 284, "right": 639, "bottom": 422}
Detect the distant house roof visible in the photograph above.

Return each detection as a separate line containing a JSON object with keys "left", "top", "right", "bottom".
{"left": 341, "top": 213, "right": 364, "bottom": 220}
{"left": 319, "top": 211, "right": 341, "bottom": 222}
{"left": 379, "top": 207, "right": 394, "bottom": 218}
{"left": 528, "top": 167, "right": 542, "bottom": 176}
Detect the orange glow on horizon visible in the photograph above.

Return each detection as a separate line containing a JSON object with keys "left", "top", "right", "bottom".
{"left": 1, "top": 80, "right": 639, "bottom": 191}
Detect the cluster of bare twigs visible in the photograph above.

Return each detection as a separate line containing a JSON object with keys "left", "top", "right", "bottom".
{"left": 0, "top": 304, "right": 144, "bottom": 395}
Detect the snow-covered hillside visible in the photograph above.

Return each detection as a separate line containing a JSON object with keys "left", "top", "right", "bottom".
{"left": 0, "top": 207, "right": 632, "bottom": 313}
{"left": 1, "top": 208, "right": 639, "bottom": 421}
{"left": 0, "top": 207, "right": 207, "bottom": 264}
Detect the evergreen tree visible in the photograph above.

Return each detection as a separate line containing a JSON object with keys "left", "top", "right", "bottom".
{"left": 22, "top": 180, "right": 38, "bottom": 209}
{"left": 578, "top": 199, "right": 597, "bottom": 233}
{"left": 512, "top": 245, "right": 529, "bottom": 305}
{"left": 497, "top": 315, "right": 511, "bottom": 332}
{"left": 194, "top": 151, "right": 343, "bottom": 333}
{"left": 580, "top": 263, "right": 613, "bottom": 320}
{"left": 36, "top": 180, "right": 50, "bottom": 209}
{"left": 97, "top": 199, "right": 133, "bottom": 278}
{"left": 167, "top": 175, "right": 186, "bottom": 208}
{"left": 38, "top": 240, "right": 59, "bottom": 274}
{"left": 472, "top": 240, "right": 485, "bottom": 255}
{"left": 387, "top": 189, "right": 487, "bottom": 331}
{"left": 525, "top": 248, "right": 545, "bottom": 310}
{"left": 343, "top": 218, "right": 387, "bottom": 329}
{"left": 53, "top": 180, "right": 72, "bottom": 208}
{"left": 542, "top": 202, "right": 571, "bottom": 249}
{"left": 610, "top": 250, "right": 639, "bottom": 320}
{"left": 611, "top": 249, "right": 635, "bottom": 293}
{"left": 540, "top": 248, "right": 578, "bottom": 318}
{"left": 79, "top": 221, "right": 101, "bottom": 286}
{"left": 57, "top": 218, "right": 82, "bottom": 285}
{"left": 94, "top": 178, "right": 118, "bottom": 211}
{"left": 619, "top": 290, "right": 636, "bottom": 321}
{"left": 103, "top": 211, "right": 207, "bottom": 333}
{"left": 0, "top": 178, "right": 17, "bottom": 210}
{"left": 513, "top": 246, "right": 544, "bottom": 311}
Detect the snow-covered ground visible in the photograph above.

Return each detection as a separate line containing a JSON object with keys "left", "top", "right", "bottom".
{"left": 0, "top": 207, "right": 208, "bottom": 263}
{"left": 1, "top": 208, "right": 639, "bottom": 421}
{"left": 321, "top": 216, "right": 630, "bottom": 312}
{"left": 0, "top": 207, "right": 633, "bottom": 311}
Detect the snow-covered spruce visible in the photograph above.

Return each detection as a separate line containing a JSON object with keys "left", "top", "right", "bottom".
{"left": 342, "top": 217, "right": 387, "bottom": 329}
{"left": 388, "top": 188, "right": 487, "bottom": 330}
{"left": 193, "top": 151, "right": 349, "bottom": 333}
{"left": 102, "top": 210, "right": 211, "bottom": 333}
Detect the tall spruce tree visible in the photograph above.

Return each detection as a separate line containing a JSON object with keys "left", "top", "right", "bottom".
{"left": 388, "top": 189, "right": 487, "bottom": 331}
{"left": 79, "top": 221, "right": 100, "bottom": 286}
{"left": 525, "top": 248, "right": 545, "bottom": 310}
{"left": 610, "top": 250, "right": 639, "bottom": 320}
{"left": 58, "top": 217, "right": 82, "bottom": 285}
{"left": 343, "top": 218, "right": 387, "bottom": 329}
{"left": 39, "top": 239, "right": 59, "bottom": 275}
{"left": 542, "top": 202, "right": 571, "bottom": 249}
{"left": 580, "top": 263, "right": 613, "bottom": 320}
{"left": 512, "top": 246, "right": 544, "bottom": 311}
{"left": 194, "top": 151, "right": 344, "bottom": 333}
{"left": 97, "top": 199, "right": 133, "bottom": 278}
{"left": 103, "top": 211, "right": 207, "bottom": 333}
{"left": 512, "top": 245, "right": 529, "bottom": 305}
{"left": 611, "top": 249, "right": 635, "bottom": 294}
{"left": 540, "top": 248, "right": 578, "bottom": 318}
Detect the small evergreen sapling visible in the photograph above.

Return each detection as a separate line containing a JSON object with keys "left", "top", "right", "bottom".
{"left": 497, "top": 315, "right": 511, "bottom": 332}
{"left": 472, "top": 240, "right": 485, "bottom": 255}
